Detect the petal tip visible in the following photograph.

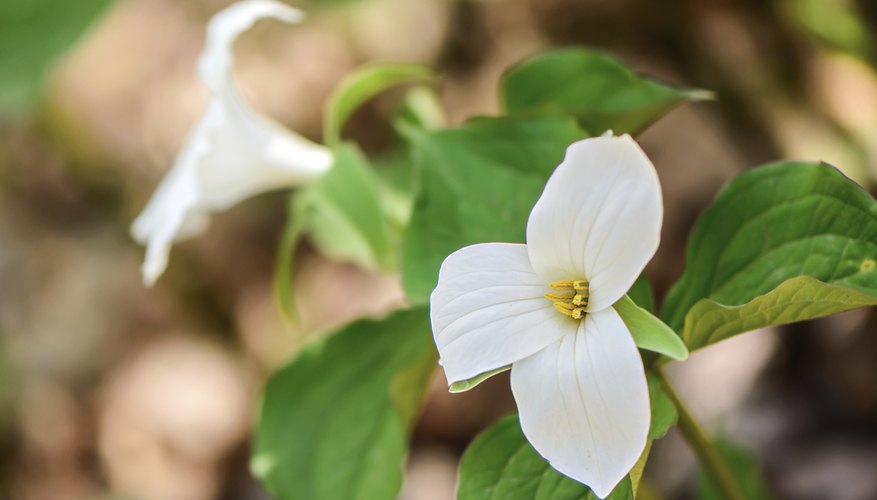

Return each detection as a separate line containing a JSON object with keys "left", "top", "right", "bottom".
{"left": 141, "top": 266, "right": 159, "bottom": 288}
{"left": 199, "top": 0, "right": 305, "bottom": 87}
{"left": 588, "top": 480, "right": 619, "bottom": 500}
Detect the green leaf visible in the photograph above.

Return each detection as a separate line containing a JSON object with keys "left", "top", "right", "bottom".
{"left": 662, "top": 161, "right": 877, "bottom": 350}
{"left": 402, "top": 116, "right": 583, "bottom": 304}
{"left": 683, "top": 275, "right": 877, "bottom": 351}
{"left": 696, "top": 439, "right": 773, "bottom": 500}
{"left": 371, "top": 148, "right": 417, "bottom": 231}
{"left": 501, "top": 48, "right": 712, "bottom": 136}
{"left": 295, "top": 143, "right": 394, "bottom": 272}
{"left": 646, "top": 373, "right": 677, "bottom": 439}
{"left": 615, "top": 295, "right": 689, "bottom": 361}
{"left": 780, "top": 0, "right": 873, "bottom": 60}
{"left": 458, "top": 414, "right": 633, "bottom": 500}
{"left": 253, "top": 307, "right": 437, "bottom": 500}
{"left": 276, "top": 144, "right": 396, "bottom": 317}
{"left": 0, "top": 0, "right": 113, "bottom": 110}
{"left": 324, "top": 62, "right": 432, "bottom": 145}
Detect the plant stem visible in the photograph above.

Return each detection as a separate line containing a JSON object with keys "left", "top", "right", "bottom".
{"left": 657, "top": 370, "right": 747, "bottom": 500}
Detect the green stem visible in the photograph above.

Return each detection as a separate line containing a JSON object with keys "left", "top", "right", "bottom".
{"left": 658, "top": 370, "right": 746, "bottom": 500}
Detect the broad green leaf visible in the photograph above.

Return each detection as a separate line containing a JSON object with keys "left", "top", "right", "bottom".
{"left": 646, "top": 373, "right": 677, "bottom": 439}
{"left": 615, "top": 295, "right": 689, "bottom": 361}
{"left": 253, "top": 307, "right": 437, "bottom": 500}
{"left": 324, "top": 62, "right": 432, "bottom": 145}
{"left": 683, "top": 275, "right": 877, "bottom": 351}
{"left": 458, "top": 414, "right": 633, "bottom": 500}
{"left": 501, "top": 48, "right": 712, "bottom": 136}
{"left": 295, "top": 143, "right": 394, "bottom": 271}
{"left": 0, "top": 0, "right": 113, "bottom": 110}
{"left": 662, "top": 162, "right": 877, "bottom": 349}
{"left": 696, "top": 439, "right": 773, "bottom": 500}
{"left": 402, "top": 116, "right": 583, "bottom": 303}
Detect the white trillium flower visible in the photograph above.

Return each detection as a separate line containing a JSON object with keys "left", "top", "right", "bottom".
{"left": 430, "top": 135, "right": 662, "bottom": 498}
{"left": 131, "top": 0, "right": 333, "bottom": 286}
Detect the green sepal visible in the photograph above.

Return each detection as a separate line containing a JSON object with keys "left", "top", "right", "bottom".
{"left": 615, "top": 295, "right": 689, "bottom": 361}
{"left": 448, "top": 365, "right": 510, "bottom": 393}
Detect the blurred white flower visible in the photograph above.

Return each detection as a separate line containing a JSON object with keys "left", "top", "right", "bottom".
{"left": 131, "top": 0, "right": 332, "bottom": 286}
{"left": 430, "top": 135, "right": 662, "bottom": 498}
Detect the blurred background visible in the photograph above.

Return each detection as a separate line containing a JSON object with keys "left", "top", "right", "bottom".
{"left": 3, "top": 0, "right": 877, "bottom": 498}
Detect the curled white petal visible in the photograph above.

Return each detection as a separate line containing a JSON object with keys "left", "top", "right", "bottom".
{"left": 510, "top": 307, "right": 650, "bottom": 498}
{"left": 197, "top": 0, "right": 303, "bottom": 91}
{"left": 430, "top": 243, "right": 577, "bottom": 384}
{"left": 525, "top": 135, "right": 662, "bottom": 311}
{"left": 131, "top": 0, "right": 332, "bottom": 286}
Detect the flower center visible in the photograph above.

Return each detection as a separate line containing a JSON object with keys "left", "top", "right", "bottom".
{"left": 545, "top": 279, "right": 589, "bottom": 320}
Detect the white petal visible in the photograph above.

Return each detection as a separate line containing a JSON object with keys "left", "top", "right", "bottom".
{"left": 526, "top": 135, "right": 662, "bottom": 311}
{"left": 430, "top": 243, "right": 577, "bottom": 385}
{"left": 510, "top": 307, "right": 650, "bottom": 498}
{"left": 197, "top": 0, "right": 303, "bottom": 91}
{"left": 131, "top": 0, "right": 332, "bottom": 286}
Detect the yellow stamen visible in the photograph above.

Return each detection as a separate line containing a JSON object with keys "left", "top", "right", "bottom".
{"left": 545, "top": 291, "right": 575, "bottom": 302}
{"left": 545, "top": 278, "right": 590, "bottom": 320}
{"left": 552, "top": 303, "right": 586, "bottom": 319}
{"left": 549, "top": 280, "right": 576, "bottom": 290}
{"left": 551, "top": 300, "right": 576, "bottom": 311}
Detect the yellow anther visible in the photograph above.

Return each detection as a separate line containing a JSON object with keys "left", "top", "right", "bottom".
{"left": 552, "top": 301, "right": 576, "bottom": 312}
{"left": 553, "top": 303, "right": 570, "bottom": 316}
{"left": 544, "top": 291, "right": 575, "bottom": 302}
{"left": 547, "top": 278, "right": 589, "bottom": 320}
{"left": 549, "top": 280, "right": 576, "bottom": 290}
{"left": 554, "top": 303, "right": 586, "bottom": 319}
